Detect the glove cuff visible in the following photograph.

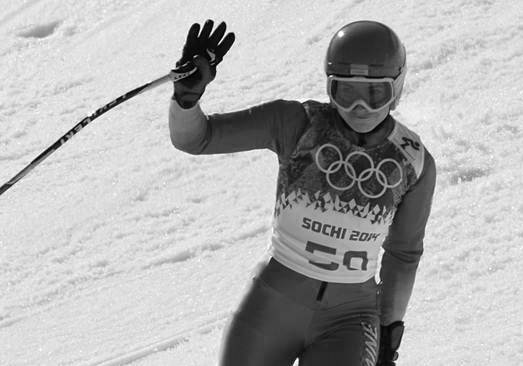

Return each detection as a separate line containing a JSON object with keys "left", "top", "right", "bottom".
{"left": 387, "top": 321, "right": 404, "bottom": 351}
{"left": 173, "top": 90, "right": 202, "bottom": 109}
{"left": 380, "top": 321, "right": 405, "bottom": 362}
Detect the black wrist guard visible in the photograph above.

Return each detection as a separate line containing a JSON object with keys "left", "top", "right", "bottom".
{"left": 378, "top": 321, "right": 405, "bottom": 365}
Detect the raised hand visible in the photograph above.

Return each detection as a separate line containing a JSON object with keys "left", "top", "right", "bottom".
{"left": 174, "top": 20, "right": 235, "bottom": 108}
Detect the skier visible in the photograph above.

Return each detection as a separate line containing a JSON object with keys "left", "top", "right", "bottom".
{"left": 169, "top": 19, "right": 436, "bottom": 366}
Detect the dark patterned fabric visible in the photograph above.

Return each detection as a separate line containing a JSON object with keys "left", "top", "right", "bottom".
{"left": 270, "top": 101, "right": 424, "bottom": 283}
{"left": 275, "top": 101, "right": 419, "bottom": 222}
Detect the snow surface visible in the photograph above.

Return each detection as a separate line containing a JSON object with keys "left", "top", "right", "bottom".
{"left": 1, "top": 0, "right": 522, "bottom": 365}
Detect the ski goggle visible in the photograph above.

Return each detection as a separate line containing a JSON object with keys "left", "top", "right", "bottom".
{"left": 327, "top": 76, "right": 396, "bottom": 112}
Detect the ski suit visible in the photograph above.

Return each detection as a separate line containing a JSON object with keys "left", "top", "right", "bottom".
{"left": 169, "top": 98, "right": 436, "bottom": 366}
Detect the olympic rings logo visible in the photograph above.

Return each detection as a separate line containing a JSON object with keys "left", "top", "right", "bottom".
{"left": 315, "top": 143, "right": 403, "bottom": 199}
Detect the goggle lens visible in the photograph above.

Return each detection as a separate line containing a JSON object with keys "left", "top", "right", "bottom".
{"left": 329, "top": 77, "right": 395, "bottom": 111}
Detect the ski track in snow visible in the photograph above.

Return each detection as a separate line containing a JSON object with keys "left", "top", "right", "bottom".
{"left": 1, "top": 0, "right": 523, "bottom": 365}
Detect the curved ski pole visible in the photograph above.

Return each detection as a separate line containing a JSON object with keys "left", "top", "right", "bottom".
{"left": 0, "top": 65, "right": 196, "bottom": 197}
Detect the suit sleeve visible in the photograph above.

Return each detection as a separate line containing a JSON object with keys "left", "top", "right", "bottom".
{"left": 379, "top": 149, "right": 437, "bottom": 325}
{"left": 169, "top": 98, "right": 308, "bottom": 159}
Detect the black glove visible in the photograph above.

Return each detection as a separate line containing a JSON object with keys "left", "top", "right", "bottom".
{"left": 174, "top": 19, "right": 235, "bottom": 108}
{"left": 377, "top": 321, "right": 405, "bottom": 366}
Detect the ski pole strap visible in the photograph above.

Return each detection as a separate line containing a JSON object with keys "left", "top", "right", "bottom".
{"left": 171, "top": 63, "right": 197, "bottom": 82}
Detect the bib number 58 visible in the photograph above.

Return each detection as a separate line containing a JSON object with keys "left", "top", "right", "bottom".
{"left": 306, "top": 240, "right": 368, "bottom": 271}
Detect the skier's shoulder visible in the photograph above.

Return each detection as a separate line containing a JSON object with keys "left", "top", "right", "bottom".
{"left": 257, "top": 99, "right": 332, "bottom": 124}
{"left": 388, "top": 117, "right": 433, "bottom": 180}
{"left": 302, "top": 99, "right": 332, "bottom": 114}
{"left": 252, "top": 99, "right": 307, "bottom": 120}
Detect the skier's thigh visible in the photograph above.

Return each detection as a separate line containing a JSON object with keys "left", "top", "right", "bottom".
{"left": 219, "top": 278, "right": 305, "bottom": 366}
{"left": 219, "top": 315, "right": 298, "bottom": 366}
{"left": 299, "top": 317, "right": 379, "bottom": 366}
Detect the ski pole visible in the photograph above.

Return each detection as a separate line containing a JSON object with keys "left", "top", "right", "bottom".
{"left": 0, "top": 65, "right": 196, "bottom": 197}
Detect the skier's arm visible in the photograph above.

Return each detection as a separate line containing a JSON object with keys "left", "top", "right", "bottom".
{"left": 169, "top": 20, "right": 308, "bottom": 157}
{"left": 169, "top": 101, "right": 208, "bottom": 153}
{"left": 379, "top": 150, "right": 436, "bottom": 325}
{"left": 169, "top": 98, "right": 308, "bottom": 156}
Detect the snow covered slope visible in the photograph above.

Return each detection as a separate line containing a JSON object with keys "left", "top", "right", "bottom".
{"left": 1, "top": 0, "right": 522, "bottom": 365}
